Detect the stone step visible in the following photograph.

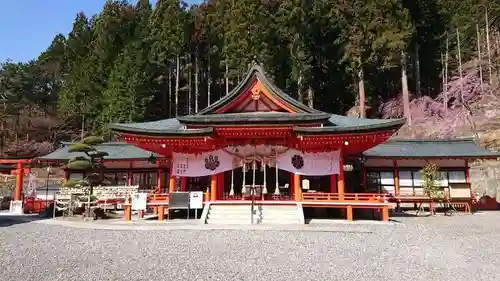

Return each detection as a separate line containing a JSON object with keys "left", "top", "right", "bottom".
{"left": 209, "top": 205, "right": 252, "bottom": 210}
{"left": 206, "top": 218, "right": 258, "bottom": 224}
{"left": 208, "top": 214, "right": 258, "bottom": 220}
{"left": 205, "top": 204, "right": 302, "bottom": 224}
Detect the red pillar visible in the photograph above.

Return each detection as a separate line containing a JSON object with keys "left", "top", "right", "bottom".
{"left": 289, "top": 172, "right": 295, "bottom": 197}
{"left": 217, "top": 173, "right": 225, "bottom": 199}
{"left": 169, "top": 175, "right": 176, "bottom": 193}
{"left": 293, "top": 174, "right": 301, "bottom": 201}
{"left": 127, "top": 162, "right": 133, "bottom": 185}
{"left": 157, "top": 169, "right": 164, "bottom": 193}
{"left": 180, "top": 177, "right": 187, "bottom": 192}
{"left": 338, "top": 156, "right": 345, "bottom": 200}
{"left": 14, "top": 162, "right": 24, "bottom": 201}
{"left": 330, "top": 175, "right": 338, "bottom": 193}
{"left": 393, "top": 160, "right": 400, "bottom": 196}
{"left": 465, "top": 160, "right": 470, "bottom": 183}
{"left": 210, "top": 175, "right": 217, "bottom": 201}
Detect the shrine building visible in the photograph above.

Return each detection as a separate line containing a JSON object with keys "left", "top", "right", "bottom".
{"left": 28, "top": 64, "right": 500, "bottom": 222}
{"left": 108, "top": 63, "right": 499, "bottom": 222}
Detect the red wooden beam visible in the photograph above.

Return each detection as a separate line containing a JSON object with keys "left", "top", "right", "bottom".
{"left": 0, "top": 158, "right": 32, "bottom": 164}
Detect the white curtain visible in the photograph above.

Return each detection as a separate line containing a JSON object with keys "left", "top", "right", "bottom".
{"left": 172, "top": 149, "right": 235, "bottom": 177}
{"left": 276, "top": 149, "right": 340, "bottom": 176}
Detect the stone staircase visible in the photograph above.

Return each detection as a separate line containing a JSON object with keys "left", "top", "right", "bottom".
{"left": 204, "top": 204, "right": 304, "bottom": 225}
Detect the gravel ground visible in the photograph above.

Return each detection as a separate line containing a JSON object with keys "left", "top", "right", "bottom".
{"left": 1, "top": 212, "right": 500, "bottom": 281}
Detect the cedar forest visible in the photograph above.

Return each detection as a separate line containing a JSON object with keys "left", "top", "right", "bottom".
{"left": 1, "top": 0, "right": 500, "bottom": 157}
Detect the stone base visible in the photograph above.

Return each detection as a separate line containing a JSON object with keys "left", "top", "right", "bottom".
{"left": 9, "top": 200, "right": 23, "bottom": 214}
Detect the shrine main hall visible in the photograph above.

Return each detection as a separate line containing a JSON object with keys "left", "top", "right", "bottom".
{"left": 35, "top": 63, "right": 499, "bottom": 223}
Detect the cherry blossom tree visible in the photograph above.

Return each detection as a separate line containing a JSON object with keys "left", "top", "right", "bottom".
{"left": 381, "top": 65, "right": 500, "bottom": 142}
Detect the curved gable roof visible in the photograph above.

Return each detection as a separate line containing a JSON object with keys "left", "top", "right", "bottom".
{"left": 196, "top": 63, "right": 325, "bottom": 115}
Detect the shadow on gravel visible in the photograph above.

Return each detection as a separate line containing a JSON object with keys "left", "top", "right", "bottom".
{"left": 0, "top": 213, "right": 47, "bottom": 228}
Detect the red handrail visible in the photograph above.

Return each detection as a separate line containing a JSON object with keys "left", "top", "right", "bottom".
{"left": 301, "top": 192, "right": 389, "bottom": 202}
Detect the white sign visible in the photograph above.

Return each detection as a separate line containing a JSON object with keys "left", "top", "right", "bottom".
{"left": 132, "top": 192, "right": 148, "bottom": 211}
{"left": 189, "top": 191, "right": 204, "bottom": 209}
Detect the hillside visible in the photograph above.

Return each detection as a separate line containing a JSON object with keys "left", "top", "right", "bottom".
{"left": 1, "top": 1, "right": 499, "bottom": 155}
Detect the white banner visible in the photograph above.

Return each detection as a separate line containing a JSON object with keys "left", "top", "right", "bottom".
{"left": 173, "top": 149, "right": 235, "bottom": 177}
{"left": 276, "top": 149, "right": 340, "bottom": 176}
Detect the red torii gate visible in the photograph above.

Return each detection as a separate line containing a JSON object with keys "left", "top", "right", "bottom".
{"left": 0, "top": 158, "right": 32, "bottom": 202}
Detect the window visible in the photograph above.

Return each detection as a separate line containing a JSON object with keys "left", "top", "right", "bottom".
{"left": 68, "top": 172, "right": 84, "bottom": 181}
{"left": 398, "top": 170, "right": 466, "bottom": 187}
{"left": 366, "top": 171, "right": 395, "bottom": 194}
{"left": 132, "top": 171, "right": 158, "bottom": 191}
{"left": 448, "top": 171, "right": 466, "bottom": 183}
{"left": 437, "top": 171, "right": 449, "bottom": 187}
{"left": 398, "top": 171, "right": 413, "bottom": 186}
{"left": 116, "top": 172, "right": 128, "bottom": 186}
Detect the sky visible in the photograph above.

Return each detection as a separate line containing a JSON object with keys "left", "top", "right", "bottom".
{"left": 0, "top": 0, "right": 200, "bottom": 63}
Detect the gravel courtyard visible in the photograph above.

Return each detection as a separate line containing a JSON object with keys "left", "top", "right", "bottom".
{"left": 1, "top": 212, "right": 500, "bottom": 281}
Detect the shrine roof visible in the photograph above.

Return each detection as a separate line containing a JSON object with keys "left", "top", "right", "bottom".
{"left": 38, "top": 142, "right": 159, "bottom": 161}
{"left": 177, "top": 112, "right": 331, "bottom": 125}
{"left": 363, "top": 138, "right": 500, "bottom": 159}
{"left": 197, "top": 64, "right": 323, "bottom": 115}
{"left": 109, "top": 63, "right": 404, "bottom": 135}
{"left": 0, "top": 164, "right": 14, "bottom": 169}
{"left": 293, "top": 115, "right": 405, "bottom": 135}
{"left": 110, "top": 118, "right": 213, "bottom": 136}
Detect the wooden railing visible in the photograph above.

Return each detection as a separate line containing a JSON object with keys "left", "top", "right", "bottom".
{"left": 147, "top": 192, "right": 210, "bottom": 203}
{"left": 301, "top": 192, "right": 389, "bottom": 202}
{"left": 148, "top": 193, "right": 169, "bottom": 203}
{"left": 222, "top": 193, "right": 292, "bottom": 201}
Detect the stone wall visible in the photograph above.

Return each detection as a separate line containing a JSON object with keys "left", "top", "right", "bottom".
{"left": 470, "top": 160, "right": 500, "bottom": 203}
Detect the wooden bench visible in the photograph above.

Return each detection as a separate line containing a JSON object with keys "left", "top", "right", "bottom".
{"left": 447, "top": 183, "right": 473, "bottom": 213}
{"left": 394, "top": 183, "right": 473, "bottom": 214}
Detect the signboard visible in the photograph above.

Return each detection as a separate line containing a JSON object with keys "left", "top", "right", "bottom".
{"left": 169, "top": 192, "right": 190, "bottom": 209}
{"left": 189, "top": 191, "right": 203, "bottom": 209}
{"left": 131, "top": 192, "right": 148, "bottom": 211}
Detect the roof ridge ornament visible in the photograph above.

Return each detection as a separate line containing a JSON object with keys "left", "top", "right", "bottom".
{"left": 250, "top": 57, "right": 265, "bottom": 73}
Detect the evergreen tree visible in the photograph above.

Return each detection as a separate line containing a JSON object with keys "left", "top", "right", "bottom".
{"left": 100, "top": 0, "right": 154, "bottom": 129}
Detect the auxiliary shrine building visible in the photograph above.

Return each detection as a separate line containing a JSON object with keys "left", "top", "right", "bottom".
{"left": 37, "top": 64, "right": 500, "bottom": 222}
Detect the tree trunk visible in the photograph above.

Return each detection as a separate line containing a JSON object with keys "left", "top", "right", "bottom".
{"left": 168, "top": 69, "right": 172, "bottom": 118}
{"left": 401, "top": 52, "right": 412, "bottom": 131}
{"left": 444, "top": 37, "right": 449, "bottom": 117}
{"left": 207, "top": 59, "right": 211, "bottom": 106}
{"left": 188, "top": 63, "right": 192, "bottom": 115}
{"left": 225, "top": 63, "right": 229, "bottom": 96}
{"left": 195, "top": 54, "right": 199, "bottom": 113}
{"left": 457, "top": 29, "right": 463, "bottom": 100}
{"left": 307, "top": 86, "right": 314, "bottom": 109}
{"left": 477, "top": 24, "right": 484, "bottom": 92}
{"left": 81, "top": 112, "right": 85, "bottom": 141}
{"left": 297, "top": 71, "right": 303, "bottom": 103}
{"left": 415, "top": 41, "right": 421, "bottom": 96}
{"left": 485, "top": 9, "right": 492, "bottom": 84}
{"left": 358, "top": 69, "right": 366, "bottom": 118}
{"left": 175, "top": 55, "right": 180, "bottom": 117}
